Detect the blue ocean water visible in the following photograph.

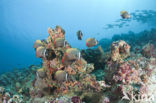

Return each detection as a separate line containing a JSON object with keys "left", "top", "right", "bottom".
{"left": 0, "top": 0, "right": 156, "bottom": 74}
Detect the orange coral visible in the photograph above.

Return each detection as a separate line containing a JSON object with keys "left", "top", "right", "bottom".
{"left": 65, "top": 66, "right": 76, "bottom": 75}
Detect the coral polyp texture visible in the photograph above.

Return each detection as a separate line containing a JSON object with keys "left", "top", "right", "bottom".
{"left": 0, "top": 27, "right": 156, "bottom": 103}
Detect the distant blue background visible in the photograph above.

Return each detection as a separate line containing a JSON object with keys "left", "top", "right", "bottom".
{"left": 0, "top": 0, "right": 156, "bottom": 73}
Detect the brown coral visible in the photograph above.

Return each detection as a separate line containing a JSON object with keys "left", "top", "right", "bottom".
{"left": 111, "top": 40, "right": 130, "bottom": 61}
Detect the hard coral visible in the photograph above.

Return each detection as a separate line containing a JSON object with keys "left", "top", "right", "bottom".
{"left": 111, "top": 40, "right": 130, "bottom": 61}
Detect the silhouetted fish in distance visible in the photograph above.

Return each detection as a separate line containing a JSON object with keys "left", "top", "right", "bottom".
{"left": 77, "top": 30, "right": 83, "bottom": 40}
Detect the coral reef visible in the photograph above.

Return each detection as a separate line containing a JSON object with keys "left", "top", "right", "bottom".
{"left": 30, "top": 26, "right": 103, "bottom": 102}
{"left": 82, "top": 28, "right": 156, "bottom": 70}
{"left": 0, "top": 65, "right": 40, "bottom": 102}
{"left": 81, "top": 28, "right": 156, "bottom": 102}
{"left": 0, "top": 26, "right": 156, "bottom": 103}
{"left": 104, "top": 56, "right": 156, "bottom": 102}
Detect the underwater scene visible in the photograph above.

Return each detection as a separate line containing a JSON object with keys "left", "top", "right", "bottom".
{"left": 0, "top": 0, "right": 156, "bottom": 103}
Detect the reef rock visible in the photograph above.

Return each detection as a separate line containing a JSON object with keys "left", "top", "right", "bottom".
{"left": 141, "top": 43, "right": 156, "bottom": 58}
{"left": 111, "top": 40, "right": 130, "bottom": 62}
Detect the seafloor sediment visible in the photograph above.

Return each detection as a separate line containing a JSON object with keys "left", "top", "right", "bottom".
{"left": 0, "top": 27, "right": 156, "bottom": 103}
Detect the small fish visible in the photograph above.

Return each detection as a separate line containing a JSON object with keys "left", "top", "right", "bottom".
{"left": 86, "top": 38, "right": 98, "bottom": 47}
{"left": 61, "top": 48, "right": 81, "bottom": 66}
{"left": 55, "top": 70, "right": 68, "bottom": 82}
{"left": 53, "top": 38, "right": 66, "bottom": 48}
{"left": 77, "top": 30, "right": 83, "bottom": 40}
{"left": 120, "top": 11, "right": 130, "bottom": 19}
{"left": 33, "top": 40, "right": 43, "bottom": 49}
{"left": 64, "top": 48, "right": 81, "bottom": 60}
{"left": 35, "top": 46, "right": 46, "bottom": 58}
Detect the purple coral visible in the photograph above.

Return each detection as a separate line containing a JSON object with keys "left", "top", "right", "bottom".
{"left": 113, "top": 62, "right": 140, "bottom": 84}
